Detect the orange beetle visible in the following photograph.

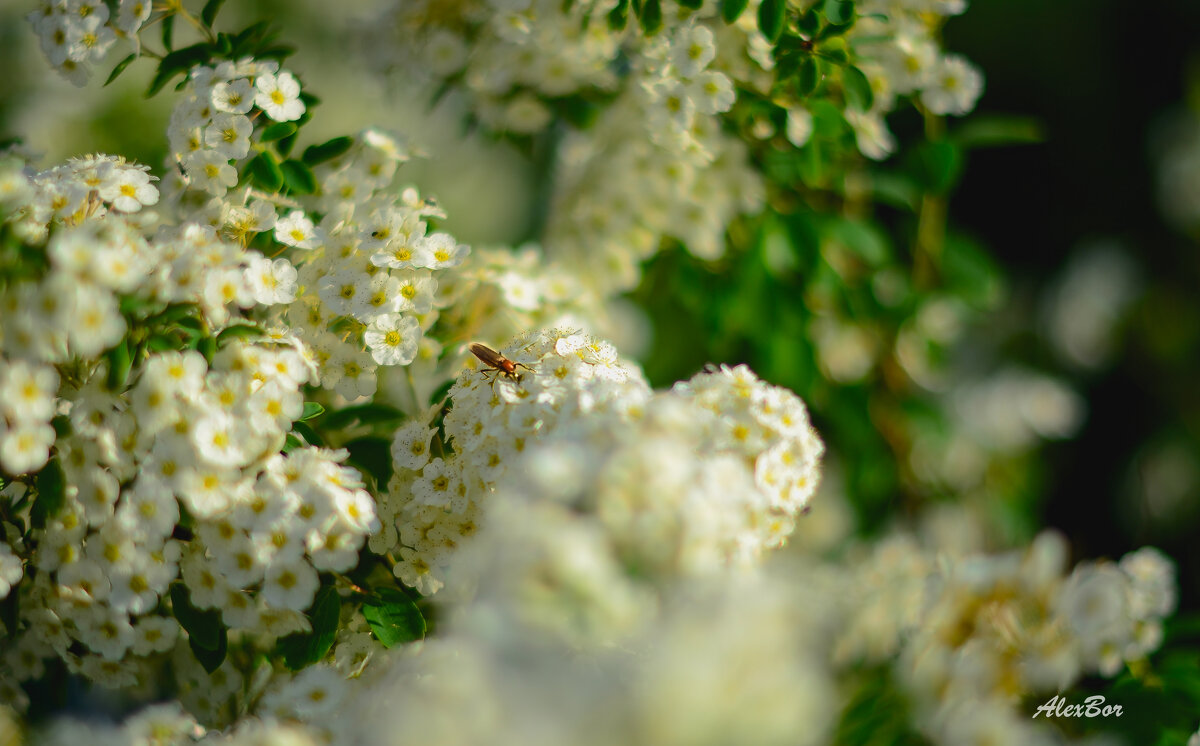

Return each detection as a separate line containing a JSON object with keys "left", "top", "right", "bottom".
{"left": 469, "top": 343, "right": 535, "bottom": 385}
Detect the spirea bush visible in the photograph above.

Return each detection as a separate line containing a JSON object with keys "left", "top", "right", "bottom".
{"left": 1, "top": 1, "right": 1198, "bottom": 744}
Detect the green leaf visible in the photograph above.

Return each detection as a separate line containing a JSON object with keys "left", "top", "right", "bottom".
{"left": 0, "top": 586, "right": 18, "bottom": 637}
{"left": 175, "top": 315, "right": 204, "bottom": 332}
{"left": 820, "top": 46, "right": 848, "bottom": 65}
{"left": 942, "top": 233, "right": 1004, "bottom": 309}
{"left": 842, "top": 65, "right": 873, "bottom": 110}
{"left": 797, "top": 9, "right": 820, "bottom": 37}
{"left": 197, "top": 336, "right": 217, "bottom": 363}
{"left": 291, "top": 420, "right": 325, "bottom": 447}
{"left": 280, "top": 584, "right": 340, "bottom": 669}
{"left": 283, "top": 433, "right": 303, "bottom": 453}
{"left": 170, "top": 584, "right": 224, "bottom": 651}
{"left": 828, "top": 217, "right": 891, "bottom": 267}
{"left": 257, "top": 44, "right": 297, "bottom": 64}
{"left": 201, "top": 0, "right": 227, "bottom": 27}
{"left": 363, "top": 588, "right": 425, "bottom": 648}
{"left": 639, "top": 0, "right": 662, "bottom": 35}
{"left": 146, "top": 43, "right": 213, "bottom": 97}
{"left": 51, "top": 415, "right": 71, "bottom": 439}
{"left": 607, "top": 0, "right": 630, "bottom": 30}
{"left": 104, "top": 53, "right": 137, "bottom": 87}
{"left": 810, "top": 98, "right": 848, "bottom": 137}
{"left": 796, "top": 57, "right": 821, "bottom": 96}
{"left": 190, "top": 628, "right": 228, "bottom": 674}
{"left": 869, "top": 172, "right": 921, "bottom": 212}
{"left": 950, "top": 115, "right": 1044, "bottom": 149}
{"left": 344, "top": 436, "right": 392, "bottom": 487}
{"left": 300, "top": 402, "right": 325, "bottom": 422}
{"left": 678, "top": 0, "right": 703, "bottom": 8}
{"left": 280, "top": 159, "right": 317, "bottom": 196}
{"left": 105, "top": 338, "right": 132, "bottom": 391}
{"left": 216, "top": 324, "right": 262, "bottom": 344}
{"left": 145, "top": 334, "right": 178, "bottom": 352}
{"left": 822, "top": 0, "right": 855, "bottom": 25}
{"left": 29, "top": 458, "right": 66, "bottom": 530}
{"left": 721, "top": 0, "right": 750, "bottom": 23}
{"left": 162, "top": 12, "right": 175, "bottom": 51}
{"left": 118, "top": 294, "right": 158, "bottom": 317}
{"left": 260, "top": 121, "right": 298, "bottom": 142}
{"left": 148, "top": 302, "right": 201, "bottom": 326}
{"left": 302, "top": 136, "right": 354, "bottom": 166}
{"left": 247, "top": 151, "right": 284, "bottom": 192}
{"left": 321, "top": 403, "right": 405, "bottom": 431}
{"left": 429, "top": 378, "right": 455, "bottom": 406}
{"left": 228, "top": 21, "right": 271, "bottom": 59}
{"left": 215, "top": 32, "right": 233, "bottom": 57}
{"left": 276, "top": 130, "right": 298, "bottom": 159}
{"left": 774, "top": 51, "right": 802, "bottom": 81}
{"left": 916, "top": 140, "right": 963, "bottom": 194}
{"left": 757, "top": 0, "right": 785, "bottom": 42}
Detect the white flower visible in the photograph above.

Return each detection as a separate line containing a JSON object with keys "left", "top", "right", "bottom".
{"left": 69, "top": 282, "right": 126, "bottom": 357}
{"left": 177, "top": 467, "right": 241, "bottom": 520}
{"left": 66, "top": 14, "right": 117, "bottom": 63}
{"left": 211, "top": 78, "right": 255, "bottom": 114}
{"left": 920, "top": 54, "right": 984, "bottom": 117}
{"left": 318, "top": 269, "right": 370, "bottom": 316}
{"left": 193, "top": 413, "right": 252, "bottom": 468}
{"left": 255, "top": 71, "right": 305, "bottom": 122}
{"left": 247, "top": 255, "right": 299, "bottom": 305}
{"left": 261, "top": 559, "right": 319, "bottom": 611}
{"left": 274, "top": 210, "right": 319, "bottom": 249}
{"left": 689, "top": 71, "right": 735, "bottom": 115}
{"left": 394, "top": 270, "right": 437, "bottom": 314}
{"left": 184, "top": 150, "right": 239, "bottom": 195}
{"left": 204, "top": 113, "right": 253, "bottom": 160}
{"left": 786, "top": 107, "right": 814, "bottom": 148}
{"left": 335, "top": 489, "right": 379, "bottom": 534}
{"left": 495, "top": 271, "right": 541, "bottom": 311}
{"left": 0, "top": 360, "right": 59, "bottom": 423}
{"left": 116, "top": 0, "right": 152, "bottom": 35}
{"left": 363, "top": 313, "right": 420, "bottom": 366}
{"left": 391, "top": 421, "right": 435, "bottom": 471}
{"left": 98, "top": 166, "right": 158, "bottom": 212}
{"left": 415, "top": 232, "right": 469, "bottom": 269}
{"left": 0, "top": 543, "right": 24, "bottom": 600}
{"left": 844, "top": 109, "right": 896, "bottom": 161}
{"left": 265, "top": 664, "right": 347, "bottom": 721}
{"left": 671, "top": 25, "right": 716, "bottom": 77}
{"left": 0, "top": 421, "right": 55, "bottom": 474}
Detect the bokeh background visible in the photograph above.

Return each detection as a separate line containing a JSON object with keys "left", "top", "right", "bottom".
{"left": 3, "top": 0, "right": 1199, "bottom": 611}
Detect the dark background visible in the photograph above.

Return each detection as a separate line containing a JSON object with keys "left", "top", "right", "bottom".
{"left": 948, "top": 0, "right": 1200, "bottom": 607}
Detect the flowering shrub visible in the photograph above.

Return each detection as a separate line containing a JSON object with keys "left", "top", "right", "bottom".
{"left": 1, "top": 1, "right": 1197, "bottom": 744}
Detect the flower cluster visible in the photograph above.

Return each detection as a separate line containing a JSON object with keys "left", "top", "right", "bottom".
{"left": 26, "top": 0, "right": 149, "bottom": 86}
{"left": 231, "top": 132, "right": 474, "bottom": 403}
{"left": 368, "top": 3, "right": 762, "bottom": 291}
{"left": 162, "top": 53, "right": 475, "bottom": 400}
{"left": 168, "top": 60, "right": 306, "bottom": 198}
{"left": 832, "top": 527, "right": 1176, "bottom": 745}
{"left": 382, "top": 329, "right": 822, "bottom": 596}
{"left": 842, "top": 0, "right": 984, "bottom": 158}
{"left": 363, "top": 0, "right": 623, "bottom": 132}
{"left": 541, "top": 24, "right": 763, "bottom": 290}
{"left": 0, "top": 143, "right": 383, "bottom": 709}
{"left": 380, "top": 329, "right": 650, "bottom": 594}
{"left": 195, "top": 561, "right": 841, "bottom": 746}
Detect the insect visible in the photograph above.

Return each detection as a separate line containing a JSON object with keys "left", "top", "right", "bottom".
{"left": 469, "top": 343, "right": 535, "bottom": 385}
